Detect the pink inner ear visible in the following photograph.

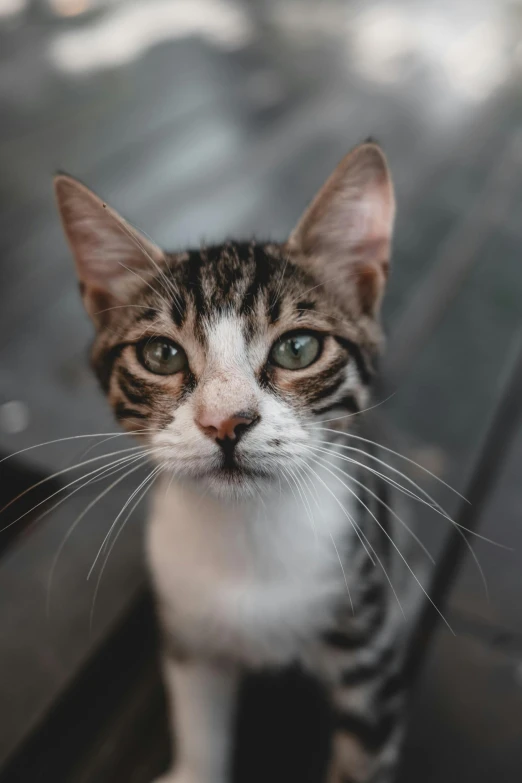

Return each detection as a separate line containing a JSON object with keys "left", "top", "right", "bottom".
{"left": 55, "top": 174, "right": 165, "bottom": 322}
{"left": 287, "top": 143, "right": 395, "bottom": 314}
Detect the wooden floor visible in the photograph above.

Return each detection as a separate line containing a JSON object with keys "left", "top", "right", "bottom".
{"left": 1, "top": 1, "right": 522, "bottom": 781}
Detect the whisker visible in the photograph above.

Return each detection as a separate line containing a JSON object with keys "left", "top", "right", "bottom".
{"left": 87, "top": 464, "right": 163, "bottom": 579}
{"left": 303, "top": 446, "right": 435, "bottom": 565}
{"left": 285, "top": 463, "right": 317, "bottom": 536}
{"left": 89, "top": 465, "right": 161, "bottom": 631}
{"left": 307, "top": 452, "right": 454, "bottom": 634}
{"left": 46, "top": 458, "right": 147, "bottom": 616}
{"left": 117, "top": 262, "right": 172, "bottom": 312}
{"left": 0, "top": 447, "right": 148, "bottom": 533}
{"left": 306, "top": 442, "right": 507, "bottom": 550}
{"left": 303, "top": 392, "right": 397, "bottom": 426}
{"left": 0, "top": 431, "right": 146, "bottom": 466}
{"left": 93, "top": 304, "right": 161, "bottom": 315}
{"left": 286, "top": 270, "right": 362, "bottom": 305}
{"left": 295, "top": 455, "right": 375, "bottom": 568}
{"left": 280, "top": 465, "right": 302, "bottom": 509}
{"left": 110, "top": 216, "right": 184, "bottom": 313}
{"left": 306, "top": 442, "right": 496, "bottom": 599}
{"left": 294, "top": 461, "right": 321, "bottom": 521}
{"left": 309, "top": 443, "right": 443, "bottom": 515}
{"left": 309, "top": 427, "right": 469, "bottom": 503}
{"left": 312, "top": 437, "right": 507, "bottom": 599}
{"left": 270, "top": 253, "right": 290, "bottom": 312}
{"left": 67, "top": 427, "right": 158, "bottom": 469}
{"left": 295, "top": 457, "right": 392, "bottom": 615}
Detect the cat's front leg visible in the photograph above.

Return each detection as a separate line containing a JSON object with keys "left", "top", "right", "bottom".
{"left": 326, "top": 719, "right": 404, "bottom": 783}
{"left": 318, "top": 635, "right": 406, "bottom": 783}
{"left": 156, "top": 655, "right": 239, "bottom": 783}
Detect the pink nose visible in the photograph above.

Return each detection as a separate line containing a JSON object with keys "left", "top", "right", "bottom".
{"left": 196, "top": 410, "right": 259, "bottom": 442}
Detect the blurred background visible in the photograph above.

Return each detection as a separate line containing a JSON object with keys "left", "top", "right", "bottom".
{"left": 0, "top": 0, "right": 522, "bottom": 781}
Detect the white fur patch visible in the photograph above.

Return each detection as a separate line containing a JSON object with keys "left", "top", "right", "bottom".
{"left": 147, "top": 455, "right": 357, "bottom": 667}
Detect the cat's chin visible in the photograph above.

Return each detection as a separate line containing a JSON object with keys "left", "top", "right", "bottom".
{"left": 195, "top": 465, "right": 275, "bottom": 500}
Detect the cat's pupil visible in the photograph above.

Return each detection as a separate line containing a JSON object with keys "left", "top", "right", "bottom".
{"left": 160, "top": 343, "right": 172, "bottom": 360}
{"left": 289, "top": 339, "right": 301, "bottom": 356}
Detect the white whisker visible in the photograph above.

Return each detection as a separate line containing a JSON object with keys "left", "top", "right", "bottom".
{"left": 304, "top": 392, "right": 397, "bottom": 427}
{"left": 295, "top": 455, "right": 376, "bottom": 569}
{"left": 87, "top": 464, "right": 163, "bottom": 579}
{"left": 110, "top": 215, "right": 184, "bottom": 313}
{"left": 307, "top": 441, "right": 506, "bottom": 549}
{"left": 0, "top": 447, "right": 148, "bottom": 533}
{"left": 310, "top": 427, "right": 469, "bottom": 502}
{"left": 307, "top": 452, "right": 454, "bottom": 634}
{"left": 46, "top": 459, "right": 147, "bottom": 616}
{"left": 89, "top": 465, "right": 161, "bottom": 631}
{"left": 303, "top": 445, "right": 435, "bottom": 565}
{"left": 0, "top": 431, "right": 147, "bottom": 466}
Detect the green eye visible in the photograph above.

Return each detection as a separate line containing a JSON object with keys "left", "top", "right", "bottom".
{"left": 270, "top": 332, "right": 321, "bottom": 370}
{"left": 138, "top": 338, "right": 187, "bottom": 375}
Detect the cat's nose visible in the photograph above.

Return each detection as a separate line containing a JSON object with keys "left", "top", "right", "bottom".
{"left": 196, "top": 410, "right": 260, "bottom": 444}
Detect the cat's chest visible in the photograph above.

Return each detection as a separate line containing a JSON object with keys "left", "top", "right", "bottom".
{"left": 147, "top": 477, "right": 354, "bottom": 664}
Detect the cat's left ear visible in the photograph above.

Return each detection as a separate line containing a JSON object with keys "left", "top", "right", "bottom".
{"left": 54, "top": 174, "right": 165, "bottom": 324}
{"left": 287, "top": 142, "right": 395, "bottom": 316}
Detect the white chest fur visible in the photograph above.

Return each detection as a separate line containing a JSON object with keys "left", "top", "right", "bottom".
{"left": 146, "top": 464, "right": 356, "bottom": 666}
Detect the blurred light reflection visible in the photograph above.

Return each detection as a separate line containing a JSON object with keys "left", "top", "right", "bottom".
{"left": 48, "top": 0, "right": 252, "bottom": 74}
{"left": 49, "top": 0, "right": 92, "bottom": 18}
{"left": 0, "top": 0, "right": 27, "bottom": 19}
{"left": 348, "top": 4, "right": 512, "bottom": 101}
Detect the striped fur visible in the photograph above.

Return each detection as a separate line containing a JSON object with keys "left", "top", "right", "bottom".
{"left": 54, "top": 142, "right": 405, "bottom": 783}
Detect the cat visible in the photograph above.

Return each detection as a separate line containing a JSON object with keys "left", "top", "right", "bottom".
{"left": 54, "top": 141, "right": 407, "bottom": 783}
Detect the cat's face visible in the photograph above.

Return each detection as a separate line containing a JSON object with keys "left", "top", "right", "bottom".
{"left": 54, "top": 143, "right": 395, "bottom": 498}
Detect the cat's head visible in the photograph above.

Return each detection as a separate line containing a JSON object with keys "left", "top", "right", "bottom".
{"left": 54, "top": 142, "right": 395, "bottom": 498}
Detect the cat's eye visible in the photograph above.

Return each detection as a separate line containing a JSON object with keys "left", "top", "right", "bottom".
{"left": 138, "top": 338, "right": 187, "bottom": 375}
{"left": 270, "top": 332, "right": 321, "bottom": 370}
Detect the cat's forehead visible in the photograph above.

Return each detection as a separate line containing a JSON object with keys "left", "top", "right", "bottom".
{"left": 170, "top": 241, "right": 299, "bottom": 319}
{"left": 144, "top": 241, "right": 343, "bottom": 339}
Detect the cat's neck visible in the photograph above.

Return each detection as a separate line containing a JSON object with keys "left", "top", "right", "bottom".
{"left": 149, "top": 455, "right": 355, "bottom": 561}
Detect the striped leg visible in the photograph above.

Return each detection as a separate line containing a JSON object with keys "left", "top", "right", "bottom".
{"left": 327, "top": 693, "right": 404, "bottom": 783}
{"left": 321, "top": 635, "right": 406, "bottom": 783}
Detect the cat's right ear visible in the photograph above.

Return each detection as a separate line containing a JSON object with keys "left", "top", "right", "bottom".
{"left": 54, "top": 174, "right": 165, "bottom": 325}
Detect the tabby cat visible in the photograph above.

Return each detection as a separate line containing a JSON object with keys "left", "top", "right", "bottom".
{"left": 54, "top": 141, "right": 407, "bottom": 783}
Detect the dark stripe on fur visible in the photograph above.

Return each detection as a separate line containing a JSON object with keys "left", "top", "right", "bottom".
{"left": 184, "top": 251, "right": 205, "bottom": 321}
{"left": 93, "top": 343, "right": 128, "bottom": 392}
{"left": 136, "top": 307, "right": 158, "bottom": 322}
{"left": 322, "top": 630, "right": 363, "bottom": 651}
{"left": 335, "top": 710, "right": 396, "bottom": 753}
{"left": 340, "top": 648, "right": 395, "bottom": 687}
{"left": 311, "top": 373, "right": 347, "bottom": 404}
{"left": 117, "top": 367, "right": 155, "bottom": 406}
{"left": 115, "top": 402, "right": 149, "bottom": 421}
{"left": 312, "top": 393, "right": 360, "bottom": 417}
{"left": 335, "top": 337, "right": 372, "bottom": 385}
{"left": 170, "top": 291, "right": 187, "bottom": 328}
{"left": 296, "top": 300, "right": 315, "bottom": 314}
{"left": 240, "top": 246, "right": 272, "bottom": 317}
{"left": 268, "top": 295, "right": 281, "bottom": 324}
{"left": 322, "top": 602, "right": 385, "bottom": 650}
{"left": 377, "top": 671, "right": 405, "bottom": 706}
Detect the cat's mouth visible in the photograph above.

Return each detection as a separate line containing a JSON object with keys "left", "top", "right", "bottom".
{"left": 210, "top": 462, "right": 269, "bottom": 482}
{"left": 201, "top": 449, "right": 273, "bottom": 486}
{"left": 206, "top": 442, "right": 271, "bottom": 483}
